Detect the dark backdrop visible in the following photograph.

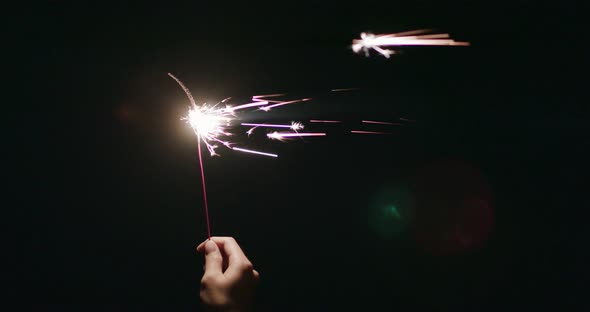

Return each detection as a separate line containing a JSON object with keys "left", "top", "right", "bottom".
{"left": 10, "top": 1, "right": 587, "bottom": 310}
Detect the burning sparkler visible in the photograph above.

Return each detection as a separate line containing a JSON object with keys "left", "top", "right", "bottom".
{"left": 352, "top": 29, "right": 470, "bottom": 58}
{"left": 170, "top": 73, "right": 309, "bottom": 157}
{"left": 170, "top": 72, "right": 413, "bottom": 239}
{"left": 169, "top": 73, "right": 318, "bottom": 238}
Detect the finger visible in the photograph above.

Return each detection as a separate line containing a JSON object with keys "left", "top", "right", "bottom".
{"left": 209, "top": 237, "right": 253, "bottom": 279}
{"left": 196, "top": 239, "right": 208, "bottom": 253}
{"left": 202, "top": 240, "right": 223, "bottom": 276}
{"left": 253, "top": 269, "right": 260, "bottom": 280}
{"left": 208, "top": 237, "right": 249, "bottom": 263}
{"left": 197, "top": 238, "right": 230, "bottom": 271}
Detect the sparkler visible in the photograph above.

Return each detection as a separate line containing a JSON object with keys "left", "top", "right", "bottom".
{"left": 169, "top": 73, "right": 317, "bottom": 239}
{"left": 352, "top": 29, "right": 470, "bottom": 58}
{"left": 169, "top": 71, "right": 413, "bottom": 239}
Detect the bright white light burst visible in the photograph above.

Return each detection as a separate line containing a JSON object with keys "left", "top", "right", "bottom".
{"left": 169, "top": 73, "right": 312, "bottom": 158}
{"left": 181, "top": 103, "right": 233, "bottom": 156}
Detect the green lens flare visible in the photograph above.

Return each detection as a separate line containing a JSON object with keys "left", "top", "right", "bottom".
{"left": 366, "top": 186, "right": 414, "bottom": 238}
{"left": 389, "top": 205, "right": 400, "bottom": 219}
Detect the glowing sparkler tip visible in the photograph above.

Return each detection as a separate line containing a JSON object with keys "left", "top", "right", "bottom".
{"left": 170, "top": 74, "right": 317, "bottom": 158}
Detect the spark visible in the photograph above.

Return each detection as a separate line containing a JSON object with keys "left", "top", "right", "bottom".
{"left": 362, "top": 120, "right": 403, "bottom": 126}
{"left": 259, "top": 98, "right": 312, "bottom": 111}
{"left": 291, "top": 121, "right": 304, "bottom": 131}
{"left": 331, "top": 88, "right": 358, "bottom": 92}
{"left": 241, "top": 121, "right": 304, "bottom": 131}
{"left": 232, "top": 147, "right": 278, "bottom": 158}
{"left": 226, "top": 100, "right": 269, "bottom": 112}
{"left": 309, "top": 119, "right": 343, "bottom": 123}
{"left": 253, "top": 93, "right": 286, "bottom": 99}
{"left": 243, "top": 121, "right": 304, "bottom": 136}
{"left": 351, "top": 130, "right": 392, "bottom": 135}
{"left": 223, "top": 94, "right": 293, "bottom": 113}
{"left": 352, "top": 29, "right": 470, "bottom": 58}
{"left": 399, "top": 117, "right": 416, "bottom": 122}
{"left": 267, "top": 131, "right": 327, "bottom": 141}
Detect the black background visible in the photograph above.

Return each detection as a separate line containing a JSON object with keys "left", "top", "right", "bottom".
{"left": 10, "top": 1, "right": 588, "bottom": 310}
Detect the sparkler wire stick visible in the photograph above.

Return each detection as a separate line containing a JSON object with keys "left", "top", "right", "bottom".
{"left": 168, "top": 73, "right": 215, "bottom": 238}
{"left": 196, "top": 133, "right": 212, "bottom": 239}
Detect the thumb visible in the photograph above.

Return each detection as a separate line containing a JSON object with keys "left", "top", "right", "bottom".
{"left": 203, "top": 240, "right": 223, "bottom": 275}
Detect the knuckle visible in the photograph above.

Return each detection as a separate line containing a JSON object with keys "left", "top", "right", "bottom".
{"left": 209, "top": 253, "right": 222, "bottom": 262}
{"left": 240, "top": 261, "right": 254, "bottom": 272}
{"left": 200, "top": 275, "right": 219, "bottom": 288}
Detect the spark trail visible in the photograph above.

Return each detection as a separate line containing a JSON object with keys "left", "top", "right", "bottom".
{"left": 310, "top": 119, "right": 343, "bottom": 123}
{"left": 267, "top": 132, "right": 327, "bottom": 141}
{"left": 351, "top": 130, "right": 392, "bottom": 135}
{"left": 259, "top": 98, "right": 312, "bottom": 111}
{"left": 362, "top": 120, "right": 403, "bottom": 126}
{"left": 352, "top": 29, "right": 470, "bottom": 58}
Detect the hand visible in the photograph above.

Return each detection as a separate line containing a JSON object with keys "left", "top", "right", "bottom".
{"left": 196, "top": 237, "right": 260, "bottom": 312}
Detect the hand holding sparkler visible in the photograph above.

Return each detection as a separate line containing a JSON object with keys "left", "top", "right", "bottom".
{"left": 197, "top": 237, "right": 260, "bottom": 312}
